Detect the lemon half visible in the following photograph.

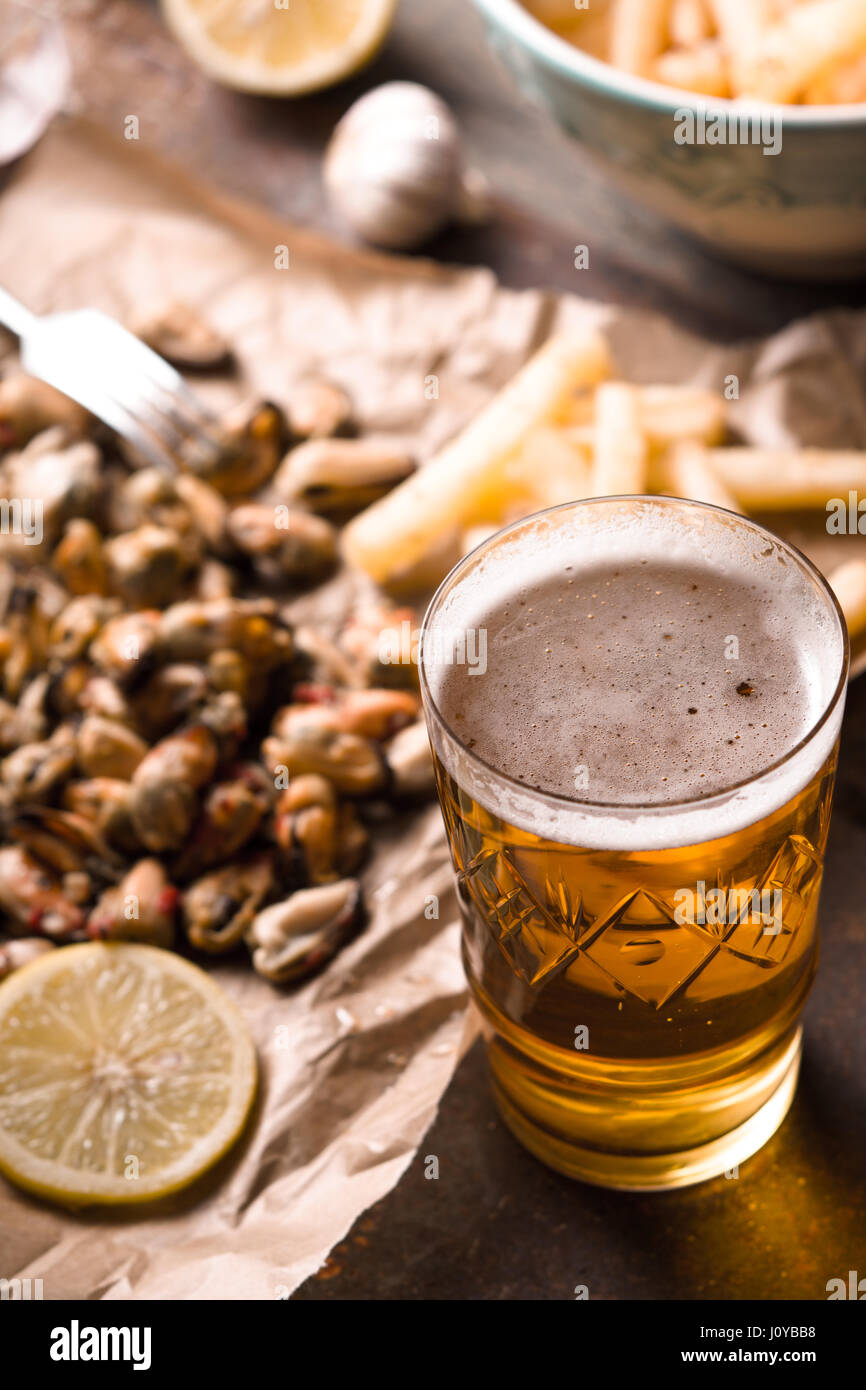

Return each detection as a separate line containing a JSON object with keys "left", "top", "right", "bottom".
{"left": 161, "top": 0, "right": 397, "bottom": 95}
{"left": 0, "top": 943, "right": 256, "bottom": 1207}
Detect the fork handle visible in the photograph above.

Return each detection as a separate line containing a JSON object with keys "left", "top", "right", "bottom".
{"left": 0, "top": 286, "right": 37, "bottom": 338}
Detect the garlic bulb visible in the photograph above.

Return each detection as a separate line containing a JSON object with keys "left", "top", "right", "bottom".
{"left": 324, "top": 81, "right": 490, "bottom": 251}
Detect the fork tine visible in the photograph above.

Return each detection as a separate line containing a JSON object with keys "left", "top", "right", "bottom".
{"left": 84, "top": 369, "right": 225, "bottom": 469}
{"left": 124, "top": 387, "right": 223, "bottom": 464}
{"left": 14, "top": 305, "right": 232, "bottom": 475}
{"left": 19, "top": 358, "right": 177, "bottom": 472}
{"left": 109, "top": 415, "right": 180, "bottom": 474}
{"left": 89, "top": 325, "right": 229, "bottom": 455}
{"left": 77, "top": 384, "right": 180, "bottom": 471}
{"left": 90, "top": 326, "right": 221, "bottom": 426}
{"left": 64, "top": 313, "right": 228, "bottom": 462}
{"left": 72, "top": 311, "right": 224, "bottom": 435}
{"left": 132, "top": 375, "right": 225, "bottom": 450}
{"left": 119, "top": 347, "right": 220, "bottom": 430}
{"left": 96, "top": 358, "right": 225, "bottom": 454}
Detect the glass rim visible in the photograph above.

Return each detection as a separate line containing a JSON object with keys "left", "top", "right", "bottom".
{"left": 418, "top": 495, "right": 850, "bottom": 817}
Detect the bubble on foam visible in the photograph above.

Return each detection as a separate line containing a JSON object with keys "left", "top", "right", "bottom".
{"left": 422, "top": 500, "right": 846, "bottom": 851}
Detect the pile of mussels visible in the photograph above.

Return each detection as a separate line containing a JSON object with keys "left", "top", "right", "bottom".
{"left": 0, "top": 305, "right": 433, "bottom": 985}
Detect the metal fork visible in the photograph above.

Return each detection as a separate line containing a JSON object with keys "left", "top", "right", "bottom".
{"left": 0, "top": 285, "right": 226, "bottom": 473}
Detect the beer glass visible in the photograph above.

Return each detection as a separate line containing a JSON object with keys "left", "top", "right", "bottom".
{"left": 419, "top": 497, "right": 848, "bottom": 1189}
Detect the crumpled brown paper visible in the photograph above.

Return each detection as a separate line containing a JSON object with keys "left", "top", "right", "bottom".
{"left": 0, "top": 116, "right": 863, "bottom": 1300}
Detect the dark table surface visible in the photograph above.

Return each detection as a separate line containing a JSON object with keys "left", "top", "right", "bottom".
{"left": 59, "top": 0, "right": 866, "bottom": 1300}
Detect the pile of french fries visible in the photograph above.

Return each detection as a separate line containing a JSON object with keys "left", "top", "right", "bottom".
{"left": 341, "top": 326, "right": 866, "bottom": 639}
{"left": 525, "top": 0, "right": 866, "bottom": 104}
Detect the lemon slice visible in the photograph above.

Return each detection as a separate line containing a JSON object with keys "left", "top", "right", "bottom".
{"left": 0, "top": 943, "right": 256, "bottom": 1206}
{"left": 161, "top": 0, "right": 397, "bottom": 95}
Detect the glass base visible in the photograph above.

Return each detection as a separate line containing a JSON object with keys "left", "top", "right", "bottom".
{"left": 486, "top": 1026, "right": 802, "bottom": 1191}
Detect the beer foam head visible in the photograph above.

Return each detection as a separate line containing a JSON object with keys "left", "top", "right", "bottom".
{"left": 421, "top": 498, "right": 847, "bottom": 851}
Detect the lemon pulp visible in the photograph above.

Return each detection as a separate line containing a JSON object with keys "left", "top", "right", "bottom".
{"left": 0, "top": 942, "right": 256, "bottom": 1206}
{"left": 162, "top": 0, "right": 397, "bottom": 94}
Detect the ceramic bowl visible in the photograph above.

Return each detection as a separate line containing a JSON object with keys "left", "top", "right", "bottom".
{"left": 470, "top": 0, "right": 866, "bottom": 280}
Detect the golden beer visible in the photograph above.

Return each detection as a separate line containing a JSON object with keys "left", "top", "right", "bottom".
{"left": 420, "top": 498, "right": 848, "bottom": 1188}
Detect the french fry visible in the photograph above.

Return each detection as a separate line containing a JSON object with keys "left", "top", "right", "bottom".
{"left": 658, "top": 441, "right": 742, "bottom": 510}
{"left": 654, "top": 40, "right": 731, "bottom": 97}
{"left": 669, "top": 0, "right": 713, "bottom": 48}
{"left": 591, "top": 382, "right": 647, "bottom": 496}
{"left": 705, "top": 447, "right": 866, "bottom": 509}
{"left": 706, "top": 0, "right": 775, "bottom": 91}
{"left": 805, "top": 48, "right": 866, "bottom": 103}
{"left": 504, "top": 425, "right": 592, "bottom": 508}
{"left": 461, "top": 523, "right": 500, "bottom": 557}
{"left": 609, "top": 0, "right": 672, "bottom": 76}
{"left": 737, "top": 0, "right": 866, "bottom": 103}
{"left": 341, "top": 329, "right": 611, "bottom": 584}
{"left": 557, "top": 7, "right": 614, "bottom": 62}
{"left": 828, "top": 558, "right": 866, "bottom": 637}
{"left": 530, "top": 0, "right": 865, "bottom": 105}
{"left": 522, "top": 0, "right": 592, "bottom": 28}
{"left": 566, "top": 384, "right": 726, "bottom": 449}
